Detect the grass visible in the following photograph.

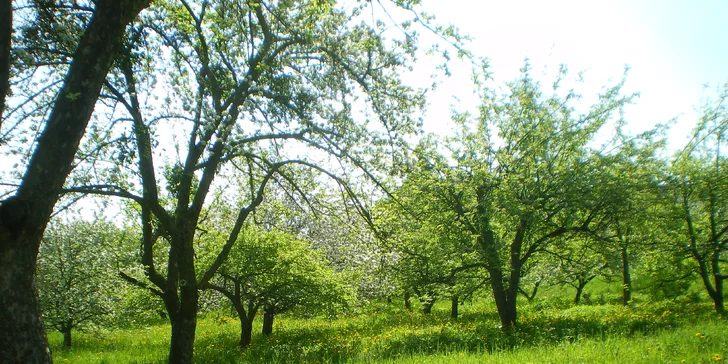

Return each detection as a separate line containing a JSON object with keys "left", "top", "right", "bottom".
{"left": 48, "top": 297, "right": 727, "bottom": 363}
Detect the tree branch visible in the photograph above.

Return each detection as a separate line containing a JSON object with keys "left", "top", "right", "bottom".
{"left": 118, "top": 271, "right": 164, "bottom": 297}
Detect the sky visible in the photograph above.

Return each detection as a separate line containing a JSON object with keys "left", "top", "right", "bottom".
{"left": 413, "top": 0, "right": 728, "bottom": 149}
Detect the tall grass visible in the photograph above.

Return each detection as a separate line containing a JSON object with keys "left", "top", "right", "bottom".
{"left": 49, "top": 297, "right": 726, "bottom": 363}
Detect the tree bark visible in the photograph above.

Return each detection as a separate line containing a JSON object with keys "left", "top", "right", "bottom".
{"left": 0, "top": 1, "right": 149, "bottom": 362}
{"left": 0, "top": 0, "right": 11, "bottom": 120}
{"left": 404, "top": 291, "right": 412, "bottom": 311}
{"left": 262, "top": 308, "right": 274, "bottom": 336}
{"left": 711, "top": 250, "right": 725, "bottom": 316}
{"left": 168, "top": 314, "right": 196, "bottom": 363}
{"left": 165, "top": 233, "right": 199, "bottom": 364}
{"left": 574, "top": 283, "right": 585, "bottom": 305}
{"left": 240, "top": 317, "right": 253, "bottom": 348}
{"left": 485, "top": 218, "right": 525, "bottom": 329}
{"left": 695, "top": 257, "right": 724, "bottom": 316}
{"left": 61, "top": 326, "right": 72, "bottom": 348}
{"left": 621, "top": 244, "right": 632, "bottom": 306}
{"left": 450, "top": 296, "right": 459, "bottom": 319}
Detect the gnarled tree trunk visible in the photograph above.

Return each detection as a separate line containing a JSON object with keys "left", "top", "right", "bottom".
{"left": 0, "top": 1, "right": 149, "bottom": 362}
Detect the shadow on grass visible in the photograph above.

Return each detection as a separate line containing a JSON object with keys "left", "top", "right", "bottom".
{"left": 195, "top": 300, "right": 723, "bottom": 363}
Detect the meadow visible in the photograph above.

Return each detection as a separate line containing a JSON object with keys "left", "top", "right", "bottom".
{"left": 48, "top": 284, "right": 727, "bottom": 364}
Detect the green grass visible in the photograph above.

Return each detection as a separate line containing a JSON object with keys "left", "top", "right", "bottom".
{"left": 48, "top": 298, "right": 727, "bottom": 363}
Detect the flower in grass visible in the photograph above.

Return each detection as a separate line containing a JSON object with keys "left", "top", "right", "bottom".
{"left": 712, "top": 354, "right": 722, "bottom": 361}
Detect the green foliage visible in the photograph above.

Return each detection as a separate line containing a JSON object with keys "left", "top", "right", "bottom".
{"left": 37, "top": 219, "right": 125, "bottom": 344}
{"left": 377, "top": 62, "right": 635, "bottom": 326}
{"left": 210, "top": 226, "right": 356, "bottom": 317}
{"left": 47, "top": 298, "right": 726, "bottom": 363}
{"left": 667, "top": 84, "right": 728, "bottom": 314}
{"left": 374, "top": 147, "right": 484, "bottom": 309}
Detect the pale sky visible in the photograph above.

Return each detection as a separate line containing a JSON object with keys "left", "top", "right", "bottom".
{"left": 414, "top": 0, "right": 728, "bottom": 148}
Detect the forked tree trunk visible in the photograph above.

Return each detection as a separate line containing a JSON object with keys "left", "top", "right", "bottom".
{"left": 573, "top": 275, "right": 596, "bottom": 305}
{"left": 230, "top": 300, "right": 257, "bottom": 348}
{"left": 490, "top": 269, "right": 518, "bottom": 329}
{"left": 478, "top": 210, "right": 523, "bottom": 330}
{"left": 0, "top": 1, "right": 149, "bottom": 362}
{"left": 487, "top": 242, "right": 522, "bottom": 329}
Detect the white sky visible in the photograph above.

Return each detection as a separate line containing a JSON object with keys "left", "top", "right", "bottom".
{"left": 413, "top": 0, "right": 728, "bottom": 149}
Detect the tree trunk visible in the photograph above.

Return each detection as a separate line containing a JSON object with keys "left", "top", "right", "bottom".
{"left": 711, "top": 251, "right": 725, "bottom": 316}
{"left": 230, "top": 299, "right": 256, "bottom": 348}
{"left": 421, "top": 294, "right": 435, "bottom": 315}
{"left": 574, "top": 283, "right": 585, "bottom": 305}
{"left": 168, "top": 314, "right": 196, "bottom": 363}
{"left": 239, "top": 316, "right": 253, "bottom": 348}
{"left": 490, "top": 276, "right": 517, "bottom": 328}
{"left": 262, "top": 309, "right": 274, "bottom": 336}
{"left": 479, "top": 214, "right": 523, "bottom": 330}
{"left": 711, "top": 290, "right": 725, "bottom": 316}
{"left": 0, "top": 0, "right": 11, "bottom": 119}
{"left": 621, "top": 244, "right": 632, "bottom": 306}
{"left": 695, "top": 259, "right": 724, "bottom": 316}
{"left": 404, "top": 291, "right": 412, "bottom": 311}
{"left": 166, "top": 234, "right": 200, "bottom": 364}
{"left": 0, "top": 226, "right": 50, "bottom": 363}
{"left": 450, "top": 296, "right": 459, "bottom": 319}
{"left": 61, "top": 325, "right": 72, "bottom": 348}
{"left": 422, "top": 301, "right": 434, "bottom": 314}
{"left": 0, "top": 1, "right": 149, "bottom": 362}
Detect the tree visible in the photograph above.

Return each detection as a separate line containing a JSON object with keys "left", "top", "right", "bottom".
{"left": 547, "top": 236, "right": 611, "bottom": 305}
{"left": 36, "top": 219, "right": 122, "bottom": 347}
{"left": 416, "top": 63, "right": 630, "bottom": 328}
{"left": 374, "top": 146, "right": 485, "bottom": 316}
{"left": 64, "top": 1, "right": 441, "bottom": 361}
{"left": 590, "top": 127, "right": 668, "bottom": 306}
{"left": 670, "top": 88, "right": 728, "bottom": 315}
{"left": 205, "top": 226, "right": 353, "bottom": 347}
{"left": 0, "top": 1, "right": 149, "bottom": 361}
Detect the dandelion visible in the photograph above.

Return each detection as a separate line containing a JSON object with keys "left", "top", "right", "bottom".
{"left": 713, "top": 354, "right": 722, "bottom": 361}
